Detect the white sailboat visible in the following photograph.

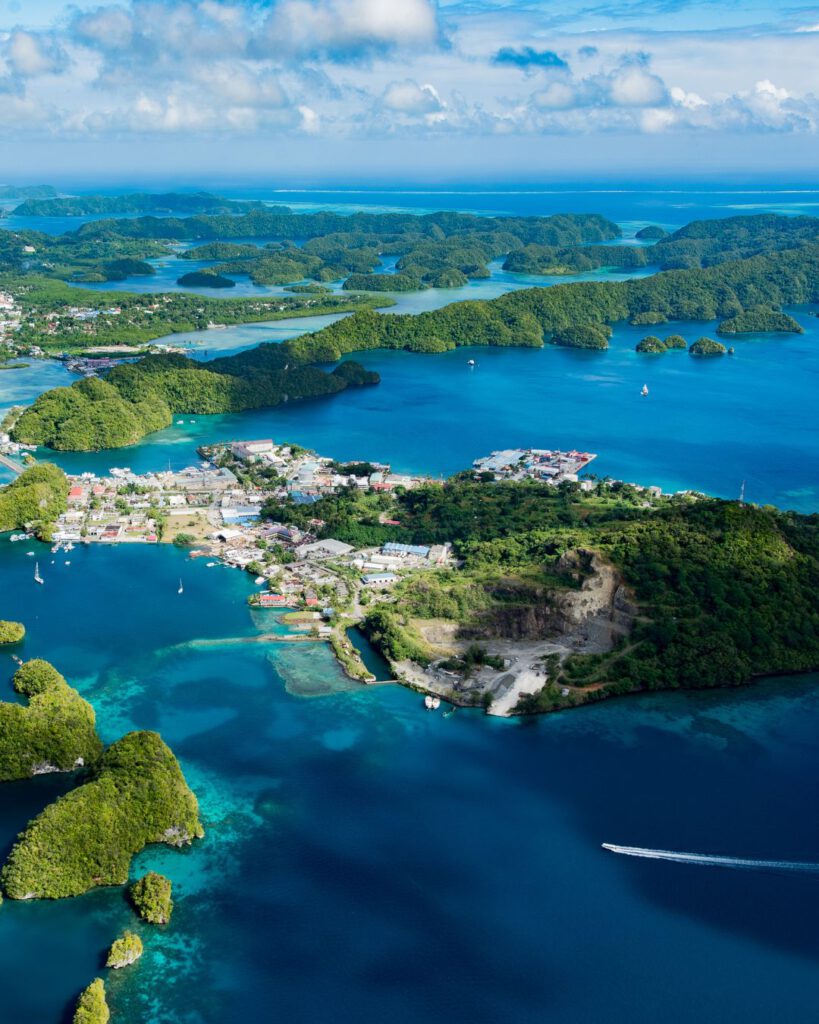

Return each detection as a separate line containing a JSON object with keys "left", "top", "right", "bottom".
{"left": 34, "top": 562, "right": 44, "bottom": 585}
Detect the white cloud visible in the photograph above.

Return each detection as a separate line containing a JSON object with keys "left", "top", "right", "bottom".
{"left": 6, "top": 29, "right": 66, "bottom": 76}
{"left": 670, "top": 86, "right": 707, "bottom": 110}
{"left": 608, "top": 66, "right": 666, "bottom": 107}
{"left": 382, "top": 79, "right": 442, "bottom": 113}
{"left": 641, "top": 107, "right": 676, "bottom": 133}
{"left": 0, "top": 0, "right": 818, "bottom": 146}
{"left": 72, "top": 8, "right": 134, "bottom": 50}
{"left": 299, "top": 104, "right": 320, "bottom": 133}
{"left": 259, "top": 0, "right": 440, "bottom": 58}
{"left": 532, "top": 82, "right": 575, "bottom": 110}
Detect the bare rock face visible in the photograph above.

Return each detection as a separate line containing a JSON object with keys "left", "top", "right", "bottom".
{"left": 553, "top": 550, "right": 635, "bottom": 650}
{"left": 466, "top": 549, "right": 635, "bottom": 651}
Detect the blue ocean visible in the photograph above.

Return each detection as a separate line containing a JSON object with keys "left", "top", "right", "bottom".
{"left": 2, "top": 186, "right": 819, "bottom": 1023}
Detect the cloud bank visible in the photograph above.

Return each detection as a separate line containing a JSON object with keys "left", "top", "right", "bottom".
{"left": 0, "top": 0, "right": 818, "bottom": 152}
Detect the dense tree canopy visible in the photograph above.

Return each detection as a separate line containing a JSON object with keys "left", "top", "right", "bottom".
{"left": 13, "top": 350, "right": 379, "bottom": 451}
{"left": 0, "top": 463, "right": 69, "bottom": 532}
{"left": 1, "top": 730, "right": 202, "bottom": 899}
{"left": 0, "top": 658, "right": 102, "bottom": 781}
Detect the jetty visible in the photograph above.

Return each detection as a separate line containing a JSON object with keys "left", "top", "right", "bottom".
{"left": 185, "top": 633, "right": 324, "bottom": 650}
{"left": 0, "top": 453, "right": 25, "bottom": 476}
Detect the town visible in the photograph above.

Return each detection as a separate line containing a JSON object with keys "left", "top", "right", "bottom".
{"left": 0, "top": 433, "right": 672, "bottom": 708}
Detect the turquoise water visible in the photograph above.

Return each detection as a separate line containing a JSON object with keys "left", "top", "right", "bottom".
{"left": 30, "top": 304, "right": 819, "bottom": 512}
{"left": 72, "top": 251, "right": 654, "bottom": 309}
{"left": 3, "top": 186, "right": 819, "bottom": 1023}
{"left": 3, "top": 542, "right": 819, "bottom": 1022}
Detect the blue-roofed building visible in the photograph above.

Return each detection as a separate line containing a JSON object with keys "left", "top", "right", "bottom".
{"left": 382, "top": 541, "right": 430, "bottom": 558}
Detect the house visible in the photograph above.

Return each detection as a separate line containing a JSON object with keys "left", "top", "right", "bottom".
{"left": 259, "top": 593, "right": 288, "bottom": 608}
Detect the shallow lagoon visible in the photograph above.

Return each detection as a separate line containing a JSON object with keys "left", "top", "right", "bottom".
{"left": 3, "top": 543, "right": 819, "bottom": 1023}
{"left": 4, "top": 186, "right": 819, "bottom": 1023}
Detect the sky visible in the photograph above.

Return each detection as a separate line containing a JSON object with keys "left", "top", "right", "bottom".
{"left": 1, "top": 0, "right": 818, "bottom": 182}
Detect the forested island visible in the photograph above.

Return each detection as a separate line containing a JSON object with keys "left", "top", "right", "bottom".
{"left": 0, "top": 207, "right": 620, "bottom": 292}
{"left": 689, "top": 337, "right": 727, "bottom": 355}
{"left": 1, "top": 729, "right": 202, "bottom": 899}
{"left": 10, "top": 219, "right": 819, "bottom": 451}
{"left": 264, "top": 475, "right": 819, "bottom": 712}
{"left": 0, "top": 659, "right": 102, "bottom": 781}
{"left": 0, "top": 463, "right": 69, "bottom": 534}
{"left": 12, "top": 348, "right": 380, "bottom": 450}
{"left": 2, "top": 208, "right": 817, "bottom": 302}
{"left": 13, "top": 191, "right": 265, "bottom": 217}
{"left": 636, "top": 334, "right": 688, "bottom": 353}
{"left": 177, "top": 270, "right": 236, "bottom": 288}
{"left": 0, "top": 620, "right": 25, "bottom": 644}
{"left": 0, "top": 184, "right": 57, "bottom": 202}
{"left": 71, "top": 978, "right": 109, "bottom": 1024}
{"left": 502, "top": 213, "right": 819, "bottom": 276}
{"left": 0, "top": 623, "right": 200, "bottom": 1019}
{"left": 106, "top": 931, "right": 143, "bottom": 969}
{"left": 717, "top": 307, "right": 803, "bottom": 334}
{"left": 130, "top": 872, "right": 174, "bottom": 924}
{"left": 282, "top": 242, "right": 819, "bottom": 360}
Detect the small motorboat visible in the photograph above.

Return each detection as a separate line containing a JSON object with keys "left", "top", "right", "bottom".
{"left": 641, "top": 384, "right": 649, "bottom": 397}
{"left": 255, "top": 576, "right": 266, "bottom": 585}
{"left": 178, "top": 579, "right": 184, "bottom": 594}
{"left": 424, "top": 695, "right": 442, "bottom": 710}
{"left": 467, "top": 358, "right": 476, "bottom": 367}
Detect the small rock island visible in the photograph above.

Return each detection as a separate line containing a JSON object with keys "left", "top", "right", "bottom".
{"left": 129, "top": 872, "right": 174, "bottom": 925}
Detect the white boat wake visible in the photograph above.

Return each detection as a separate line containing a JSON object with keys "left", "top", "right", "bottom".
{"left": 602, "top": 844, "right": 819, "bottom": 874}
